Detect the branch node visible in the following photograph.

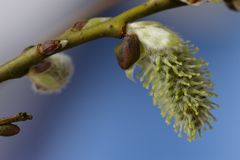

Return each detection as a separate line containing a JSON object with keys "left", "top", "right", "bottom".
{"left": 0, "top": 112, "right": 32, "bottom": 137}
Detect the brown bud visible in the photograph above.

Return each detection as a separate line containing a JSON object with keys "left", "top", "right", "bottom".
{"left": 31, "top": 60, "right": 52, "bottom": 73}
{"left": 40, "top": 40, "right": 68, "bottom": 56}
{"left": 72, "top": 20, "right": 88, "bottom": 31}
{"left": 115, "top": 34, "right": 140, "bottom": 70}
{"left": 0, "top": 124, "right": 20, "bottom": 137}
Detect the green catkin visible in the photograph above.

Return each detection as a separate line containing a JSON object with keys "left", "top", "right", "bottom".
{"left": 125, "top": 21, "right": 218, "bottom": 141}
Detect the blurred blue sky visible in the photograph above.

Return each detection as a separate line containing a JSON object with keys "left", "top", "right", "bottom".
{"left": 1, "top": 1, "right": 240, "bottom": 160}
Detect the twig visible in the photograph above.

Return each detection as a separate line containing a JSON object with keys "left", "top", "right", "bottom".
{"left": 0, "top": 0, "right": 185, "bottom": 83}
{"left": 0, "top": 112, "right": 33, "bottom": 126}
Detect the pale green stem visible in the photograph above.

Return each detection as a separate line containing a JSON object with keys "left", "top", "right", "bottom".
{"left": 0, "top": 0, "right": 185, "bottom": 83}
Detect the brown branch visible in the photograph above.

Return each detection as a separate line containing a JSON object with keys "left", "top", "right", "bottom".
{"left": 0, "top": 112, "right": 33, "bottom": 126}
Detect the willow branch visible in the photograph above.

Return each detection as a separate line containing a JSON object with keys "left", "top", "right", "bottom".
{"left": 0, "top": 0, "right": 185, "bottom": 83}
{"left": 0, "top": 112, "right": 33, "bottom": 126}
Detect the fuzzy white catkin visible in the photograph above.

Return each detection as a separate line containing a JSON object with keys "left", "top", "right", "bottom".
{"left": 27, "top": 52, "right": 74, "bottom": 94}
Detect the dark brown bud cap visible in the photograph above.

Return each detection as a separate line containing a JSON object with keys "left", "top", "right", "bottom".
{"left": 0, "top": 124, "right": 20, "bottom": 137}
{"left": 40, "top": 40, "right": 68, "bottom": 56}
{"left": 31, "top": 60, "right": 52, "bottom": 73}
{"left": 115, "top": 34, "right": 140, "bottom": 70}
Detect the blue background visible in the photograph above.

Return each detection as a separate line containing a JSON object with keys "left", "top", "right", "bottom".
{"left": 1, "top": 1, "right": 240, "bottom": 160}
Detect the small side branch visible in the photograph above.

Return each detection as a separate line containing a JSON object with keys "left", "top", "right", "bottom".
{"left": 0, "top": 112, "right": 33, "bottom": 126}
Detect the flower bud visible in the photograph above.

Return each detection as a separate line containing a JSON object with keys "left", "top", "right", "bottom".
{"left": 72, "top": 20, "right": 88, "bottom": 31}
{"left": 27, "top": 52, "right": 74, "bottom": 94}
{"left": 40, "top": 40, "right": 68, "bottom": 56}
{"left": 115, "top": 34, "right": 141, "bottom": 70}
{"left": 125, "top": 21, "right": 218, "bottom": 141}
{"left": 0, "top": 124, "right": 20, "bottom": 137}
